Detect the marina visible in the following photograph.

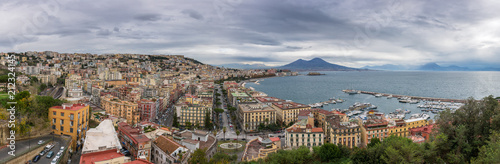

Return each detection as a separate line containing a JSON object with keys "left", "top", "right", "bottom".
{"left": 342, "top": 89, "right": 466, "bottom": 103}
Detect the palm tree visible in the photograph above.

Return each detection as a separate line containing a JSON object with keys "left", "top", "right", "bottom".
{"left": 223, "top": 127, "right": 227, "bottom": 141}
{"left": 212, "top": 130, "right": 217, "bottom": 137}
{"left": 236, "top": 130, "right": 240, "bottom": 141}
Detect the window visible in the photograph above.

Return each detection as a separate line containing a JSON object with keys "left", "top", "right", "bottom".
{"left": 61, "top": 126, "right": 64, "bottom": 131}
{"left": 53, "top": 111, "right": 56, "bottom": 115}
{"left": 53, "top": 118, "right": 56, "bottom": 124}
{"left": 70, "top": 121, "right": 74, "bottom": 126}
{"left": 70, "top": 128, "right": 73, "bottom": 133}
{"left": 60, "top": 119, "right": 64, "bottom": 125}
{"left": 61, "top": 112, "right": 64, "bottom": 116}
{"left": 52, "top": 125, "right": 55, "bottom": 129}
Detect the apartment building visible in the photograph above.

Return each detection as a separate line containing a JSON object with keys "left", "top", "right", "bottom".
{"left": 237, "top": 103, "right": 276, "bottom": 132}
{"left": 271, "top": 102, "right": 310, "bottom": 125}
{"left": 325, "top": 114, "right": 361, "bottom": 148}
{"left": 49, "top": 103, "right": 89, "bottom": 151}
{"left": 101, "top": 95, "right": 140, "bottom": 125}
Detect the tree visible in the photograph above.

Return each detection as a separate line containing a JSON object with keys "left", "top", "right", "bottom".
{"left": 195, "top": 121, "right": 200, "bottom": 129}
{"left": 39, "top": 83, "right": 47, "bottom": 92}
{"left": 216, "top": 102, "right": 222, "bottom": 106}
{"left": 204, "top": 112, "right": 212, "bottom": 130}
{"left": 173, "top": 112, "right": 179, "bottom": 127}
{"left": 318, "top": 143, "right": 342, "bottom": 162}
{"left": 472, "top": 131, "right": 500, "bottom": 163}
{"left": 189, "top": 148, "right": 208, "bottom": 164}
{"left": 245, "top": 123, "right": 249, "bottom": 138}
{"left": 223, "top": 127, "right": 227, "bottom": 140}
{"left": 380, "top": 135, "right": 424, "bottom": 164}
{"left": 212, "top": 130, "right": 217, "bottom": 137}
{"left": 368, "top": 137, "right": 381, "bottom": 148}
{"left": 228, "top": 107, "right": 237, "bottom": 113}
{"left": 434, "top": 96, "right": 500, "bottom": 162}
{"left": 185, "top": 122, "right": 192, "bottom": 130}
{"left": 214, "top": 108, "right": 224, "bottom": 113}
{"left": 236, "top": 130, "right": 240, "bottom": 141}
{"left": 30, "top": 76, "right": 38, "bottom": 83}
{"left": 265, "top": 146, "right": 312, "bottom": 164}
{"left": 210, "top": 152, "right": 237, "bottom": 164}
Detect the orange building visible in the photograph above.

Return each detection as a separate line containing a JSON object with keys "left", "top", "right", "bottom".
{"left": 49, "top": 103, "right": 89, "bottom": 151}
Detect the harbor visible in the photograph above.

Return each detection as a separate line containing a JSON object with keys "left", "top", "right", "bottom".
{"left": 342, "top": 89, "right": 467, "bottom": 103}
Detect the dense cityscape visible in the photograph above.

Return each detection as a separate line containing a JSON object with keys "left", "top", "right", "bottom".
{"left": 2, "top": 0, "right": 500, "bottom": 163}
{"left": 0, "top": 51, "right": 499, "bottom": 164}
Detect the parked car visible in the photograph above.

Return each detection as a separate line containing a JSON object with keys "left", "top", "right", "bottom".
{"left": 59, "top": 146, "right": 65, "bottom": 151}
{"left": 241, "top": 138, "right": 246, "bottom": 140}
{"left": 55, "top": 151, "right": 62, "bottom": 158}
{"left": 45, "top": 143, "right": 55, "bottom": 150}
{"left": 39, "top": 150, "right": 46, "bottom": 156}
{"left": 37, "top": 140, "right": 44, "bottom": 145}
{"left": 50, "top": 157, "right": 58, "bottom": 164}
{"left": 32, "top": 155, "right": 41, "bottom": 162}
{"left": 46, "top": 151, "right": 54, "bottom": 158}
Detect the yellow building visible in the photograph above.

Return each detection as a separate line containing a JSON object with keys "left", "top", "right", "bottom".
{"left": 49, "top": 103, "right": 90, "bottom": 151}
{"left": 325, "top": 114, "right": 361, "bottom": 148}
{"left": 175, "top": 94, "right": 213, "bottom": 127}
{"left": 101, "top": 95, "right": 140, "bottom": 125}
{"left": 387, "top": 118, "right": 428, "bottom": 137}
{"left": 271, "top": 102, "right": 310, "bottom": 125}
{"left": 237, "top": 103, "right": 276, "bottom": 132}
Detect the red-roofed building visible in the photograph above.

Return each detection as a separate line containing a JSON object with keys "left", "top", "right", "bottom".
{"left": 80, "top": 149, "right": 131, "bottom": 164}
{"left": 285, "top": 124, "right": 324, "bottom": 149}
{"left": 118, "top": 122, "right": 152, "bottom": 161}
{"left": 123, "top": 159, "right": 154, "bottom": 164}
{"left": 409, "top": 124, "right": 435, "bottom": 141}
{"left": 361, "top": 119, "right": 390, "bottom": 145}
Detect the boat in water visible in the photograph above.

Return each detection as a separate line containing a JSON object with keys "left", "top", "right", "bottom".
{"left": 409, "top": 113, "right": 430, "bottom": 120}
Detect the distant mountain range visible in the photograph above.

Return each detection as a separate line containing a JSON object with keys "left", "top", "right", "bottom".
{"left": 276, "top": 58, "right": 363, "bottom": 71}
{"left": 220, "top": 59, "right": 500, "bottom": 72}
{"left": 364, "top": 62, "right": 500, "bottom": 71}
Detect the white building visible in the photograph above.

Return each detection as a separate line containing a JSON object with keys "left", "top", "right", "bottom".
{"left": 151, "top": 135, "right": 190, "bottom": 164}
{"left": 82, "top": 119, "right": 123, "bottom": 154}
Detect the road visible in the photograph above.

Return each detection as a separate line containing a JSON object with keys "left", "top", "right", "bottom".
{"left": 214, "top": 84, "right": 287, "bottom": 148}
{"left": 0, "top": 135, "right": 69, "bottom": 164}
{"left": 0, "top": 135, "right": 53, "bottom": 160}
{"left": 35, "top": 136, "right": 70, "bottom": 164}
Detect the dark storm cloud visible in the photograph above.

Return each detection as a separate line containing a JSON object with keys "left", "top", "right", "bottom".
{"left": 181, "top": 9, "right": 204, "bottom": 20}
{"left": 134, "top": 14, "right": 162, "bottom": 21}
{"left": 1, "top": 0, "right": 500, "bottom": 67}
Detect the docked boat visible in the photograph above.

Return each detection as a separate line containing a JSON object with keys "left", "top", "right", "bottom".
{"left": 336, "top": 99, "right": 344, "bottom": 103}
{"left": 348, "top": 90, "right": 358, "bottom": 95}
{"left": 409, "top": 113, "right": 430, "bottom": 120}
{"left": 374, "top": 94, "right": 383, "bottom": 97}
{"left": 387, "top": 95, "right": 393, "bottom": 99}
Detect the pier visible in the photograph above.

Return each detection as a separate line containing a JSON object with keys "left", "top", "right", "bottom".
{"left": 342, "top": 90, "right": 466, "bottom": 103}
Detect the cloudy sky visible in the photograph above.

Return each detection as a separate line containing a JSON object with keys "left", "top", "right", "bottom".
{"left": 1, "top": 0, "right": 500, "bottom": 68}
